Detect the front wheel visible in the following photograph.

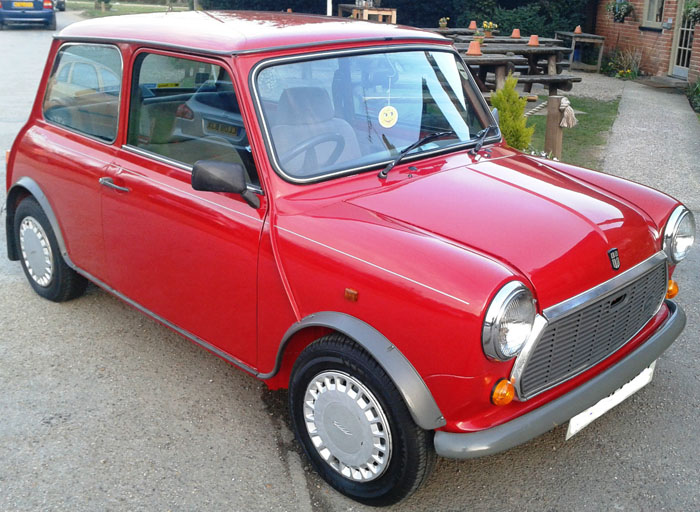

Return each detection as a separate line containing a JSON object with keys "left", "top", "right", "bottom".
{"left": 14, "top": 196, "right": 87, "bottom": 302}
{"left": 289, "top": 334, "right": 435, "bottom": 506}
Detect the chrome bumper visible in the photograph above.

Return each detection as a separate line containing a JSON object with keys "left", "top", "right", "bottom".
{"left": 434, "top": 300, "right": 686, "bottom": 459}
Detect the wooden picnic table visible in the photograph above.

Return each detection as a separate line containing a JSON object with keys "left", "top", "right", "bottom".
{"left": 455, "top": 35, "right": 562, "bottom": 45}
{"left": 475, "top": 44, "right": 578, "bottom": 94}
{"left": 424, "top": 27, "right": 475, "bottom": 36}
{"left": 554, "top": 31, "right": 605, "bottom": 72}
{"left": 461, "top": 53, "right": 528, "bottom": 91}
{"left": 479, "top": 44, "right": 572, "bottom": 75}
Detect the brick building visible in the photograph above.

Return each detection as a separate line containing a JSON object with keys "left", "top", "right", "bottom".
{"left": 595, "top": 0, "right": 699, "bottom": 83}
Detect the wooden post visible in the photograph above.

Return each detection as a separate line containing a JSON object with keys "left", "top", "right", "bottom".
{"left": 494, "top": 66, "right": 506, "bottom": 90}
{"left": 544, "top": 95, "right": 563, "bottom": 160}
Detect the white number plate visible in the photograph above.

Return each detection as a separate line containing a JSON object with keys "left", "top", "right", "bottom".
{"left": 566, "top": 361, "right": 656, "bottom": 440}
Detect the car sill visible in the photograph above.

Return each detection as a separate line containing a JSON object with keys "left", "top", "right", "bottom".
{"left": 74, "top": 267, "right": 260, "bottom": 378}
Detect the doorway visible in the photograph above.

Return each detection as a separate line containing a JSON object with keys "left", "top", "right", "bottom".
{"left": 671, "top": 1, "right": 694, "bottom": 79}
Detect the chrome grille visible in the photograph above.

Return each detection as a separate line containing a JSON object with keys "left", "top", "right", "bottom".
{"left": 518, "top": 260, "right": 667, "bottom": 399}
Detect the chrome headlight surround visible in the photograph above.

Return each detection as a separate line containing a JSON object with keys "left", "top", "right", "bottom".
{"left": 482, "top": 281, "right": 537, "bottom": 362}
{"left": 663, "top": 206, "right": 695, "bottom": 264}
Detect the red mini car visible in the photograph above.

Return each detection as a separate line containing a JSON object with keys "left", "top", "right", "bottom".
{"left": 4, "top": 12, "right": 695, "bottom": 505}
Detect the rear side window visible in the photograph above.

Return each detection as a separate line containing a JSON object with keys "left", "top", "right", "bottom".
{"left": 43, "top": 44, "right": 122, "bottom": 142}
{"left": 127, "top": 52, "right": 258, "bottom": 185}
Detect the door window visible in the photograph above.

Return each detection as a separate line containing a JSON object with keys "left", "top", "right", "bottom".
{"left": 43, "top": 44, "right": 122, "bottom": 142}
{"left": 127, "top": 52, "right": 259, "bottom": 186}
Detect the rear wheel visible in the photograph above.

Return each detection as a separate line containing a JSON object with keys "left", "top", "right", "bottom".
{"left": 289, "top": 334, "right": 435, "bottom": 506}
{"left": 14, "top": 197, "right": 87, "bottom": 302}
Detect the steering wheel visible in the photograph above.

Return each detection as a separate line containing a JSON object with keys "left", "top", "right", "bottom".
{"left": 279, "top": 133, "right": 345, "bottom": 168}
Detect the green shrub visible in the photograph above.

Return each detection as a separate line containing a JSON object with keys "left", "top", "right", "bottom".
{"left": 490, "top": 74, "right": 534, "bottom": 150}
{"left": 198, "top": 0, "right": 592, "bottom": 33}
{"left": 687, "top": 78, "right": 700, "bottom": 113}
{"left": 454, "top": 0, "right": 589, "bottom": 37}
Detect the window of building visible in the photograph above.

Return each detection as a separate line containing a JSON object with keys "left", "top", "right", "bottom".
{"left": 43, "top": 44, "right": 122, "bottom": 142}
{"left": 643, "top": 0, "right": 666, "bottom": 28}
{"left": 127, "top": 52, "right": 258, "bottom": 186}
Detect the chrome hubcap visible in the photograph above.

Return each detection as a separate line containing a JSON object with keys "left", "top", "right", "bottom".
{"left": 303, "top": 371, "right": 392, "bottom": 482}
{"left": 19, "top": 216, "right": 54, "bottom": 288}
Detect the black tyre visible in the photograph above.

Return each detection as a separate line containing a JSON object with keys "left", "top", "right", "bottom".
{"left": 14, "top": 196, "right": 87, "bottom": 302}
{"left": 289, "top": 334, "right": 435, "bottom": 506}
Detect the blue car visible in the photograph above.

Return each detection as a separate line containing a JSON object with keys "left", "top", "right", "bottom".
{"left": 0, "top": 0, "right": 56, "bottom": 30}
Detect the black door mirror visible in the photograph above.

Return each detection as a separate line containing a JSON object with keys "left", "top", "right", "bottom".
{"left": 191, "top": 160, "right": 260, "bottom": 209}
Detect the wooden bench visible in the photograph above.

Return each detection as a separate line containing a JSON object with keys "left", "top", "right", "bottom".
{"left": 514, "top": 60, "right": 570, "bottom": 75}
{"left": 486, "top": 74, "right": 582, "bottom": 95}
{"left": 481, "top": 91, "right": 539, "bottom": 104}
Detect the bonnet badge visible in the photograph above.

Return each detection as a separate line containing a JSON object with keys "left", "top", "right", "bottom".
{"left": 608, "top": 248, "right": 620, "bottom": 270}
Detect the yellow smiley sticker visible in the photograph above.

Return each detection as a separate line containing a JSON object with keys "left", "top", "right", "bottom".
{"left": 378, "top": 106, "right": 398, "bottom": 129}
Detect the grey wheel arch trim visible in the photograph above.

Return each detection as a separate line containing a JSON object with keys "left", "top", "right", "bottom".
{"left": 6, "top": 177, "right": 72, "bottom": 265}
{"left": 262, "top": 311, "right": 447, "bottom": 430}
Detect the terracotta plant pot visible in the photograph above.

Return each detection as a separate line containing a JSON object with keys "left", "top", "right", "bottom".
{"left": 527, "top": 34, "right": 540, "bottom": 46}
{"left": 511, "top": 28, "right": 521, "bottom": 38}
{"left": 475, "top": 36, "right": 484, "bottom": 45}
{"left": 484, "top": 31, "right": 493, "bottom": 38}
{"left": 574, "top": 25, "right": 582, "bottom": 34}
{"left": 466, "top": 40, "right": 482, "bottom": 56}
{"left": 468, "top": 20, "right": 477, "bottom": 30}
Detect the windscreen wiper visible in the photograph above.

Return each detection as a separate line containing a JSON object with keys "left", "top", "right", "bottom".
{"left": 469, "top": 124, "right": 496, "bottom": 156}
{"left": 378, "top": 130, "right": 455, "bottom": 179}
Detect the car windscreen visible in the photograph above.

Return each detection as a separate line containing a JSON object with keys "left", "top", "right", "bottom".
{"left": 254, "top": 49, "right": 488, "bottom": 182}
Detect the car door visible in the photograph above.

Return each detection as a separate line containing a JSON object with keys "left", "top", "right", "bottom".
{"left": 100, "top": 50, "right": 265, "bottom": 368}
{"left": 37, "top": 43, "right": 123, "bottom": 280}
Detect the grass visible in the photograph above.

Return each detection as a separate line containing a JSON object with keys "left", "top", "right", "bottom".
{"left": 527, "top": 96, "right": 620, "bottom": 170}
{"left": 68, "top": 0, "right": 188, "bottom": 17}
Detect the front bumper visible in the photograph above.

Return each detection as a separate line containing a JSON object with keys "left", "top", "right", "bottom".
{"left": 434, "top": 300, "right": 686, "bottom": 459}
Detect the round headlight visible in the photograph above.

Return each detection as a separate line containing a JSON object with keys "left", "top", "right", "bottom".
{"left": 482, "top": 281, "right": 536, "bottom": 361}
{"left": 663, "top": 206, "right": 695, "bottom": 264}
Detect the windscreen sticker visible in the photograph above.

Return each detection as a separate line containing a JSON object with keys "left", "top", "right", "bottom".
{"left": 378, "top": 106, "right": 398, "bottom": 129}
{"left": 156, "top": 83, "right": 181, "bottom": 88}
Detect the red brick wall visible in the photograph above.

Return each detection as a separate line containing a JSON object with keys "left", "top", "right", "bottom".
{"left": 595, "top": 0, "right": 699, "bottom": 81}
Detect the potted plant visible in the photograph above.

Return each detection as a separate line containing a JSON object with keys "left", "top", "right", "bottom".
{"left": 483, "top": 20, "right": 497, "bottom": 37}
{"left": 606, "top": 1, "right": 634, "bottom": 23}
{"left": 474, "top": 29, "right": 485, "bottom": 45}
{"left": 438, "top": 16, "right": 449, "bottom": 29}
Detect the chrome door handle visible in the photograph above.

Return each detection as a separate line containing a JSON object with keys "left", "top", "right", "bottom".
{"left": 99, "top": 177, "right": 130, "bottom": 192}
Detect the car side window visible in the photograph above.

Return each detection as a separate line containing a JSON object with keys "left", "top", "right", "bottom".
{"left": 43, "top": 44, "right": 122, "bottom": 142}
{"left": 127, "top": 53, "right": 259, "bottom": 186}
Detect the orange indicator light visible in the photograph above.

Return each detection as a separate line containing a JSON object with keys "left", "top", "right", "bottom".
{"left": 344, "top": 288, "right": 359, "bottom": 302}
{"left": 491, "top": 378, "right": 515, "bottom": 406}
{"left": 666, "top": 280, "right": 679, "bottom": 299}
